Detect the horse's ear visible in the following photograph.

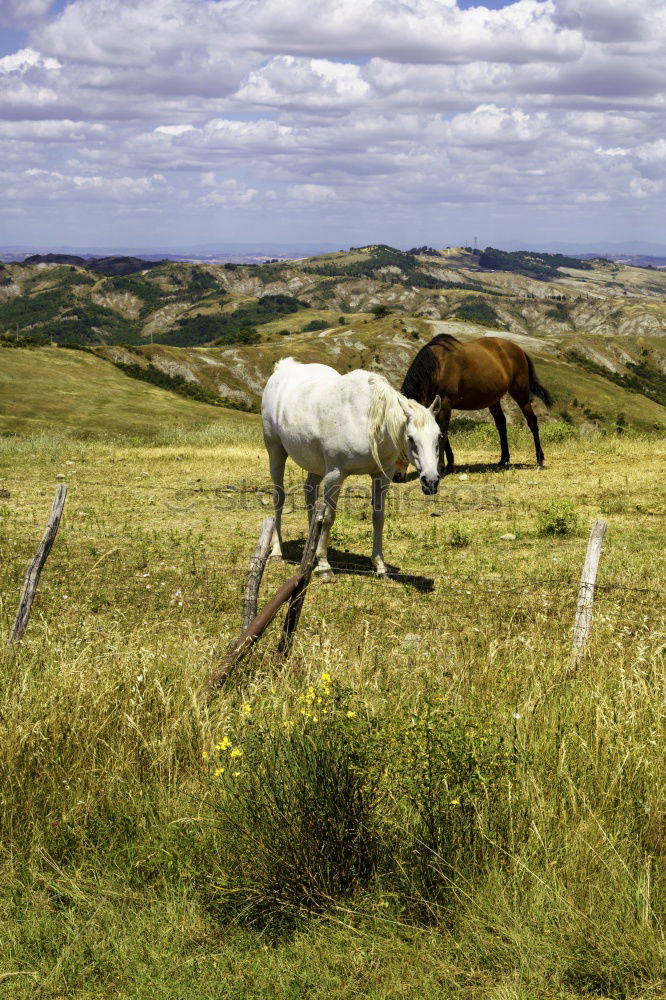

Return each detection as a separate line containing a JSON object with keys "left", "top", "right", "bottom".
{"left": 430, "top": 395, "right": 441, "bottom": 417}
{"left": 397, "top": 396, "right": 412, "bottom": 420}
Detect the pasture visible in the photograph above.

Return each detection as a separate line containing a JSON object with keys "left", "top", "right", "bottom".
{"left": 0, "top": 418, "right": 664, "bottom": 999}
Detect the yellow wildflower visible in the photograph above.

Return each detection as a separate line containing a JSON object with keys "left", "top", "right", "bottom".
{"left": 230, "top": 748, "right": 243, "bottom": 758}
{"left": 215, "top": 736, "right": 231, "bottom": 751}
{"left": 242, "top": 703, "right": 252, "bottom": 715}
{"left": 233, "top": 771, "right": 241, "bottom": 777}
{"left": 214, "top": 767, "right": 225, "bottom": 777}
{"left": 450, "top": 799, "right": 460, "bottom": 806}
{"left": 202, "top": 750, "right": 209, "bottom": 760}
{"left": 321, "top": 672, "right": 332, "bottom": 683}
{"left": 346, "top": 711, "right": 357, "bottom": 719}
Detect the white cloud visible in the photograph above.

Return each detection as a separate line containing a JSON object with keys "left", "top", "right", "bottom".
{"left": 201, "top": 179, "right": 258, "bottom": 206}
{"left": 290, "top": 183, "right": 337, "bottom": 202}
{"left": 0, "top": 0, "right": 663, "bottom": 245}
{"left": 0, "top": 48, "right": 61, "bottom": 73}
{"left": 0, "top": 1, "right": 56, "bottom": 29}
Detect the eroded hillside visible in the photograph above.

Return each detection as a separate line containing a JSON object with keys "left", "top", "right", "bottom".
{"left": 1, "top": 245, "right": 665, "bottom": 433}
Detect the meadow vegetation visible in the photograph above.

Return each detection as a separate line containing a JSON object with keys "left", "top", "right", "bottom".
{"left": 0, "top": 417, "right": 664, "bottom": 999}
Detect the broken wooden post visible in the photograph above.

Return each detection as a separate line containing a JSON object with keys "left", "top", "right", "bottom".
{"left": 278, "top": 502, "right": 325, "bottom": 657}
{"left": 205, "top": 503, "right": 326, "bottom": 697}
{"left": 9, "top": 483, "right": 68, "bottom": 644}
{"left": 570, "top": 518, "right": 608, "bottom": 669}
{"left": 241, "top": 516, "right": 274, "bottom": 631}
{"left": 205, "top": 572, "right": 303, "bottom": 695}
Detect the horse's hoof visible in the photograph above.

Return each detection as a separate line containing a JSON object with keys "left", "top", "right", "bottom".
{"left": 314, "top": 567, "right": 334, "bottom": 582}
{"left": 270, "top": 551, "right": 283, "bottom": 561}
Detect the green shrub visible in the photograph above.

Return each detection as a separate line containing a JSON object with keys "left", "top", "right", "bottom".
{"left": 384, "top": 701, "right": 520, "bottom": 911}
{"left": 206, "top": 678, "right": 383, "bottom": 926}
{"left": 537, "top": 498, "right": 580, "bottom": 537}
{"left": 371, "top": 304, "right": 392, "bottom": 319}
{"left": 453, "top": 300, "right": 500, "bottom": 327}
{"left": 302, "top": 319, "right": 328, "bottom": 332}
{"left": 541, "top": 420, "right": 577, "bottom": 444}
{"left": 448, "top": 521, "right": 472, "bottom": 547}
{"left": 546, "top": 301, "right": 570, "bottom": 322}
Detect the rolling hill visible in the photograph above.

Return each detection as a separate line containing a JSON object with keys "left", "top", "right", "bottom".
{"left": 1, "top": 244, "right": 665, "bottom": 436}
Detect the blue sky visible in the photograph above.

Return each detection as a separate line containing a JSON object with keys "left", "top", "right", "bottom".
{"left": 0, "top": 0, "right": 664, "bottom": 250}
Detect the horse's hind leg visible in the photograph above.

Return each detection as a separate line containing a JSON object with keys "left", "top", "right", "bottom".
{"left": 523, "top": 401, "right": 545, "bottom": 468}
{"left": 510, "top": 390, "right": 545, "bottom": 468}
{"left": 266, "top": 441, "right": 288, "bottom": 557}
{"left": 315, "top": 468, "right": 343, "bottom": 580}
{"left": 304, "top": 472, "right": 322, "bottom": 528}
{"left": 489, "top": 400, "right": 510, "bottom": 467}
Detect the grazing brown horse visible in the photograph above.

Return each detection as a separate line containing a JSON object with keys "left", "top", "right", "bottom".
{"left": 394, "top": 334, "right": 553, "bottom": 478}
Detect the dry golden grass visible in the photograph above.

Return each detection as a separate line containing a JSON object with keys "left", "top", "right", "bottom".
{"left": 0, "top": 421, "right": 664, "bottom": 999}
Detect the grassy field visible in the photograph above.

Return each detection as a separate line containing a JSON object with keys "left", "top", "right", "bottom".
{"left": 0, "top": 346, "right": 235, "bottom": 439}
{"left": 0, "top": 416, "right": 664, "bottom": 999}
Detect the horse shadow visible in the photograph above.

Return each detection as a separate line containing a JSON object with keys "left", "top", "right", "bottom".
{"left": 280, "top": 540, "right": 434, "bottom": 593}
{"left": 399, "top": 461, "right": 534, "bottom": 481}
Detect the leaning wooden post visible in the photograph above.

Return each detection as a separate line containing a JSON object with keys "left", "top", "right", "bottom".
{"left": 570, "top": 518, "right": 608, "bottom": 669}
{"left": 278, "top": 502, "right": 325, "bottom": 657}
{"left": 9, "top": 483, "right": 68, "bottom": 644}
{"left": 241, "top": 517, "right": 274, "bottom": 631}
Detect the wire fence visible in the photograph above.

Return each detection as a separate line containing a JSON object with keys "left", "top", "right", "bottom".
{"left": 1, "top": 480, "right": 664, "bottom": 657}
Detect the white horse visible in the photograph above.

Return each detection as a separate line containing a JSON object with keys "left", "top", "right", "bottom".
{"left": 261, "top": 358, "right": 441, "bottom": 579}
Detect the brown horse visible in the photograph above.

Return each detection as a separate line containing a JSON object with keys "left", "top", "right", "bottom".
{"left": 394, "top": 334, "right": 553, "bottom": 478}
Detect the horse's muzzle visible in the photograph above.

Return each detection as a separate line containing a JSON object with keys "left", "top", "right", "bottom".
{"left": 420, "top": 475, "right": 440, "bottom": 496}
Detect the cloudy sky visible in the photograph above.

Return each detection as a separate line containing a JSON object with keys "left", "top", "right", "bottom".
{"left": 0, "top": 0, "right": 665, "bottom": 250}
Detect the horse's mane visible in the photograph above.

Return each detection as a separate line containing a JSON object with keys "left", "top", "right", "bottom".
{"left": 367, "top": 374, "right": 431, "bottom": 476}
{"left": 401, "top": 333, "right": 460, "bottom": 403}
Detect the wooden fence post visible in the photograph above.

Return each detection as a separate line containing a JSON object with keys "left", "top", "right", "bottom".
{"left": 278, "top": 503, "right": 325, "bottom": 657}
{"left": 9, "top": 483, "right": 68, "bottom": 644}
{"left": 570, "top": 518, "right": 607, "bottom": 669}
{"left": 241, "top": 516, "right": 274, "bottom": 631}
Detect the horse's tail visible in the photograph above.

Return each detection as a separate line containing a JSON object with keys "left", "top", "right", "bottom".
{"left": 526, "top": 353, "right": 553, "bottom": 408}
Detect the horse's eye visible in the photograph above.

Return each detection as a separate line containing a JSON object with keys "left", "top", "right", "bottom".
{"left": 408, "top": 436, "right": 415, "bottom": 447}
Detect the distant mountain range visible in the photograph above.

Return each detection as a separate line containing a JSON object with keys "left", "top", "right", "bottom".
{"left": 493, "top": 239, "right": 666, "bottom": 257}
{"left": 2, "top": 239, "right": 666, "bottom": 265}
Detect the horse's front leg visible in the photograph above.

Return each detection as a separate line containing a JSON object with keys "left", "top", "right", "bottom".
{"left": 438, "top": 398, "right": 454, "bottom": 474}
{"left": 371, "top": 474, "right": 391, "bottom": 578}
{"left": 314, "top": 468, "right": 343, "bottom": 581}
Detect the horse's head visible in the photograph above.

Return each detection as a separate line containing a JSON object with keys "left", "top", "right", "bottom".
{"left": 395, "top": 395, "right": 441, "bottom": 495}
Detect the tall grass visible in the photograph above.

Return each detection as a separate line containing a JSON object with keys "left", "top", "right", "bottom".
{"left": 0, "top": 430, "right": 664, "bottom": 998}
